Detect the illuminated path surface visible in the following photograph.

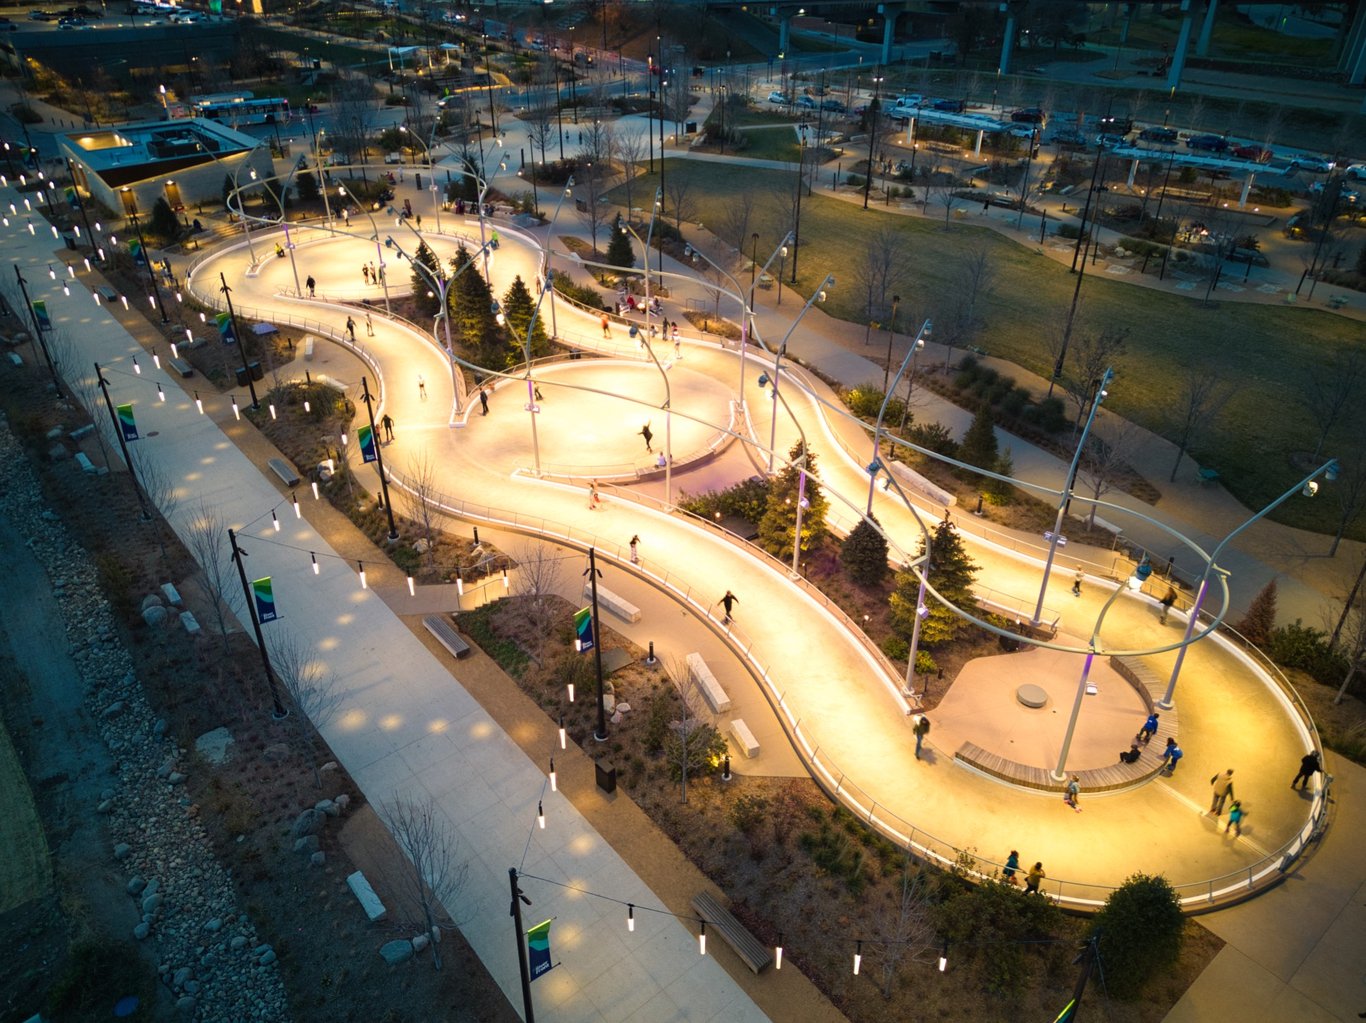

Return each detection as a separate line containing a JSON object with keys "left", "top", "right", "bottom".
{"left": 189, "top": 222, "right": 1322, "bottom": 905}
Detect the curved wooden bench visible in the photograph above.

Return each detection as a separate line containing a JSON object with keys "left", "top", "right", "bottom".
{"left": 955, "top": 733, "right": 1175, "bottom": 794}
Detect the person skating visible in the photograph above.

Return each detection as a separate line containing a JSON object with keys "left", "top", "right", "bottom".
{"left": 1002, "top": 850, "right": 1020, "bottom": 885}
{"left": 1224, "top": 800, "right": 1245, "bottom": 837}
{"left": 720, "top": 589, "right": 738, "bottom": 624}
{"left": 639, "top": 422, "right": 653, "bottom": 453}
{"left": 1025, "top": 862, "right": 1045, "bottom": 895}
{"left": 913, "top": 715, "right": 931, "bottom": 760}
{"left": 588, "top": 480, "right": 602, "bottom": 510}
{"left": 1209, "top": 769, "right": 1235, "bottom": 814}
{"left": 629, "top": 534, "right": 639, "bottom": 564}
{"left": 479, "top": 387, "right": 489, "bottom": 415}
{"left": 1159, "top": 586, "right": 1177, "bottom": 624}
{"left": 345, "top": 315, "right": 356, "bottom": 342}
{"left": 1064, "top": 774, "right": 1082, "bottom": 812}
{"left": 1292, "top": 750, "right": 1321, "bottom": 790}
{"left": 380, "top": 413, "right": 394, "bottom": 442}
{"left": 305, "top": 275, "right": 316, "bottom": 297}
{"left": 1072, "top": 567, "right": 1084, "bottom": 596}
{"left": 417, "top": 374, "right": 426, "bottom": 400}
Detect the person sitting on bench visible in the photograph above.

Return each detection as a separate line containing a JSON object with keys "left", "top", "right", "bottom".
{"left": 1119, "top": 743, "right": 1142, "bottom": 765}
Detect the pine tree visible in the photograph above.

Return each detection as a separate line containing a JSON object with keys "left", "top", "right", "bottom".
{"left": 221, "top": 173, "right": 235, "bottom": 209}
{"left": 148, "top": 197, "right": 181, "bottom": 243}
{"left": 502, "top": 275, "right": 550, "bottom": 365}
{"left": 757, "top": 441, "right": 829, "bottom": 560}
{"left": 606, "top": 215, "right": 636, "bottom": 270}
{"left": 958, "top": 403, "right": 999, "bottom": 480}
{"left": 841, "top": 515, "right": 890, "bottom": 586}
{"left": 449, "top": 244, "right": 503, "bottom": 370}
{"left": 985, "top": 447, "right": 1015, "bottom": 505}
{"left": 1234, "top": 578, "right": 1278, "bottom": 646}
{"left": 409, "top": 240, "right": 444, "bottom": 318}
{"left": 889, "top": 515, "right": 978, "bottom": 646}
{"left": 296, "top": 168, "right": 320, "bottom": 203}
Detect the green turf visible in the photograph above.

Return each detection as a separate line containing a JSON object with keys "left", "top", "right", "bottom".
{"left": 734, "top": 126, "right": 801, "bottom": 162}
{"left": 620, "top": 160, "right": 1362, "bottom": 538}
{"left": 0, "top": 715, "right": 50, "bottom": 913}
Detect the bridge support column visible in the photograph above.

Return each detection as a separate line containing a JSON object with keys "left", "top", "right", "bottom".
{"left": 974, "top": 128, "right": 983, "bottom": 155}
{"left": 999, "top": 7, "right": 1016, "bottom": 75}
{"left": 880, "top": 7, "right": 896, "bottom": 65}
{"left": 1195, "top": 0, "right": 1219, "bottom": 56}
{"left": 1127, "top": 158, "right": 1139, "bottom": 188}
{"left": 1239, "top": 173, "right": 1254, "bottom": 208}
{"left": 778, "top": 14, "right": 791, "bottom": 55}
{"left": 1342, "top": 1, "right": 1366, "bottom": 85}
{"left": 1166, "top": 1, "right": 1194, "bottom": 92}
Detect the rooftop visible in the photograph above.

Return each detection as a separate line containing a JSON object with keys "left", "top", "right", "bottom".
{"left": 64, "top": 117, "right": 258, "bottom": 177}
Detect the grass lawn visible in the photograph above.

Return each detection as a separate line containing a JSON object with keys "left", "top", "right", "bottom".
{"left": 734, "top": 126, "right": 800, "bottom": 161}
{"left": 1090, "top": 9, "right": 1334, "bottom": 61}
{"left": 621, "top": 160, "right": 1362, "bottom": 538}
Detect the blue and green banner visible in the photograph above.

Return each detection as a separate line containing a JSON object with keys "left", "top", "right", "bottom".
{"left": 209, "top": 0, "right": 221, "bottom": 10}
{"left": 64, "top": 185, "right": 81, "bottom": 209}
{"left": 357, "top": 424, "right": 377, "bottom": 464}
{"left": 128, "top": 237, "right": 145, "bottom": 265}
{"left": 215, "top": 311, "right": 236, "bottom": 344}
{"left": 573, "top": 607, "right": 594, "bottom": 653}
{"left": 31, "top": 299, "right": 50, "bottom": 331}
{"left": 116, "top": 403, "right": 138, "bottom": 441}
{"left": 252, "top": 576, "right": 277, "bottom": 623}
{"left": 526, "top": 919, "right": 553, "bottom": 981}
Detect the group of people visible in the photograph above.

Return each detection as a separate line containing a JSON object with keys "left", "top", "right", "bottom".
{"left": 1002, "top": 851, "right": 1048, "bottom": 895}
{"left": 360, "top": 262, "right": 384, "bottom": 286}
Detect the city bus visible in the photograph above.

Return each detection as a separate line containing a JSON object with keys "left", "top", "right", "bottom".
{"left": 194, "top": 96, "right": 291, "bottom": 126}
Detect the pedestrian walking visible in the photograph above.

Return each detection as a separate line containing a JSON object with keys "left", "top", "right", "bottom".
{"left": 365, "top": 311, "right": 374, "bottom": 336}
{"left": 672, "top": 322, "right": 679, "bottom": 348}
{"left": 306, "top": 275, "right": 316, "bottom": 297}
{"left": 362, "top": 264, "right": 371, "bottom": 285}
{"left": 1002, "top": 850, "right": 1020, "bottom": 885}
{"left": 720, "top": 589, "right": 738, "bottom": 624}
{"left": 638, "top": 421, "right": 653, "bottom": 453}
{"left": 674, "top": 331, "right": 681, "bottom": 360}
{"left": 1159, "top": 586, "right": 1177, "bottom": 624}
{"left": 1209, "top": 768, "right": 1235, "bottom": 814}
{"left": 478, "top": 387, "right": 489, "bottom": 415}
{"left": 380, "top": 413, "right": 394, "bottom": 441}
{"left": 1224, "top": 800, "right": 1245, "bottom": 837}
{"left": 1139, "top": 711, "right": 1160, "bottom": 744}
{"left": 588, "top": 480, "right": 602, "bottom": 510}
{"left": 601, "top": 314, "right": 611, "bottom": 338}
{"left": 343, "top": 208, "right": 351, "bottom": 227}
{"left": 346, "top": 315, "right": 356, "bottom": 342}
{"left": 629, "top": 534, "right": 639, "bottom": 564}
{"left": 1160, "top": 738, "right": 1184, "bottom": 774}
{"left": 1292, "top": 750, "right": 1321, "bottom": 790}
{"left": 417, "top": 374, "right": 426, "bottom": 400}
{"left": 1072, "top": 568, "right": 1084, "bottom": 596}
{"left": 369, "top": 261, "right": 377, "bottom": 283}
{"left": 1064, "top": 774, "right": 1082, "bottom": 812}
{"left": 415, "top": 213, "right": 422, "bottom": 229}
{"left": 1025, "top": 862, "right": 1045, "bottom": 895}
{"left": 913, "top": 714, "right": 931, "bottom": 760}
{"left": 378, "top": 264, "right": 386, "bottom": 284}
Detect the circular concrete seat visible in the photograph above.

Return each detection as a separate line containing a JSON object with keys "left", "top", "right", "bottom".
{"left": 1017, "top": 683, "right": 1048, "bottom": 708}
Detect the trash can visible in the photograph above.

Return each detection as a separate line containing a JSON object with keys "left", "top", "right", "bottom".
{"left": 234, "top": 365, "right": 250, "bottom": 387}
{"left": 249, "top": 360, "right": 263, "bottom": 381}
{"left": 594, "top": 761, "right": 617, "bottom": 794}
{"left": 64, "top": 234, "right": 76, "bottom": 251}
{"left": 685, "top": 121, "right": 697, "bottom": 135}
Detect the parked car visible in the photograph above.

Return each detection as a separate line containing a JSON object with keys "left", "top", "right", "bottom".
{"left": 1010, "top": 107, "right": 1045, "bottom": 125}
{"left": 1344, "top": 163, "right": 1366, "bottom": 180}
{"left": 1097, "top": 115, "right": 1133, "bottom": 135}
{"left": 932, "top": 98, "right": 966, "bottom": 113}
{"left": 820, "top": 98, "right": 845, "bottom": 112}
{"left": 1185, "top": 134, "right": 1228, "bottom": 153}
{"left": 893, "top": 94, "right": 923, "bottom": 109}
{"left": 1285, "top": 154, "right": 1334, "bottom": 173}
{"left": 1231, "top": 144, "right": 1271, "bottom": 163}
{"left": 767, "top": 91, "right": 788, "bottom": 104}
{"left": 1049, "top": 128, "right": 1088, "bottom": 147}
{"left": 58, "top": 16, "right": 86, "bottom": 27}
{"left": 1096, "top": 133, "right": 1128, "bottom": 148}
{"left": 29, "top": 10, "right": 60, "bottom": 19}
{"left": 0, "top": 18, "right": 17, "bottom": 29}
{"left": 796, "top": 95, "right": 817, "bottom": 109}
{"left": 1310, "top": 180, "right": 1361, "bottom": 203}
{"left": 1138, "top": 126, "right": 1178, "bottom": 145}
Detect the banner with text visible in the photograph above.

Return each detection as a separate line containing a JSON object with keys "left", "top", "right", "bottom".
{"left": 116, "top": 403, "right": 138, "bottom": 441}
{"left": 357, "top": 424, "right": 377, "bottom": 464}
{"left": 573, "top": 606, "right": 594, "bottom": 653}
{"left": 526, "top": 919, "right": 553, "bottom": 981}
{"left": 252, "top": 576, "right": 277, "bottom": 624}
{"left": 215, "top": 311, "right": 236, "bottom": 344}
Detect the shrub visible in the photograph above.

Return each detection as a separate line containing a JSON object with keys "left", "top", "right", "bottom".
{"left": 1234, "top": 578, "right": 1278, "bottom": 646}
{"left": 664, "top": 724, "right": 728, "bottom": 781}
{"left": 1055, "top": 223, "right": 1089, "bottom": 241}
{"left": 552, "top": 273, "right": 606, "bottom": 310}
{"left": 934, "top": 877, "right": 1062, "bottom": 995}
{"left": 915, "top": 650, "right": 938, "bottom": 676}
{"left": 844, "top": 382, "right": 888, "bottom": 418}
{"left": 841, "top": 516, "right": 890, "bottom": 586}
{"left": 643, "top": 694, "right": 672, "bottom": 754}
{"left": 679, "top": 475, "right": 770, "bottom": 525}
{"left": 907, "top": 421, "right": 960, "bottom": 457}
{"left": 1267, "top": 619, "right": 1349, "bottom": 684}
{"left": 1022, "top": 396, "right": 1069, "bottom": 434}
{"left": 881, "top": 635, "right": 909, "bottom": 660}
{"left": 1089, "top": 873, "right": 1183, "bottom": 1000}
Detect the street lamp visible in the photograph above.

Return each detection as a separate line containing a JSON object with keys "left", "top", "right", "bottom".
{"left": 398, "top": 124, "right": 441, "bottom": 232}
{"left": 867, "top": 316, "right": 930, "bottom": 515}
{"left": 337, "top": 185, "right": 391, "bottom": 314}
{"left": 753, "top": 367, "right": 810, "bottom": 578}
{"left": 763, "top": 274, "right": 835, "bottom": 473}
{"left": 120, "top": 188, "right": 169, "bottom": 324}
{"left": 790, "top": 122, "right": 808, "bottom": 285}
{"left": 881, "top": 294, "right": 901, "bottom": 394}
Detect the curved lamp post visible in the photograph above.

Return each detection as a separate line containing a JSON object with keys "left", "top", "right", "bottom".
{"left": 337, "top": 184, "right": 391, "bottom": 314}
{"left": 754, "top": 365, "right": 810, "bottom": 578}
{"left": 398, "top": 123, "right": 442, "bottom": 233}
{"left": 866, "top": 317, "right": 930, "bottom": 515}
{"left": 760, "top": 274, "right": 835, "bottom": 473}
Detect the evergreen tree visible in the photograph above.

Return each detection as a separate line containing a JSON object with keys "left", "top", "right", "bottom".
{"left": 1234, "top": 578, "right": 1278, "bottom": 646}
{"left": 889, "top": 515, "right": 977, "bottom": 646}
{"left": 984, "top": 447, "right": 1015, "bottom": 505}
{"left": 841, "top": 515, "right": 890, "bottom": 586}
{"left": 148, "top": 197, "right": 181, "bottom": 243}
{"left": 501, "top": 275, "right": 550, "bottom": 365}
{"left": 449, "top": 244, "right": 503, "bottom": 370}
{"left": 958, "top": 402, "right": 999, "bottom": 479}
{"left": 1089, "top": 874, "right": 1184, "bottom": 1001}
{"left": 221, "top": 173, "right": 235, "bottom": 209}
{"left": 296, "top": 168, "right": 320, "bottom": 203}
{"left": 409, "top": 240, "right": 444, "bottom": 318}
{"left": 606, "top": 215, "right": 636, "bottom": 270}
{"left": 757, "top": 441, "right": 829, "bottom": 559}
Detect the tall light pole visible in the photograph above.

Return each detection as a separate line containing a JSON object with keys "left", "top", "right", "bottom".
{"left": 867, "top": 317, "right": 931, "bottom": 516}
{"left": 398, "top": 123, "right": 441, "bottom": 232}
{"left": 121, "top": 189, "right": 170, "bottom": 324}
{"left": 862, "top": 73, "right": 882, "bottom": 210}
{"left": 227, "top": 528, "right": 289, "bottom": 719}
{"left": 94, "top": 361, "right": 149, "bottom": 519}
{"left": 218, "top": 272, "right": 260, "bottom": 410}
{"left": 790, "top": 122, "right": 807, "bottom": 285}
{"left": 880, "top": 294, "right": 901, "bottom": 393}
{"left": 763, "top": 275, "right": 834, "bottom": 473}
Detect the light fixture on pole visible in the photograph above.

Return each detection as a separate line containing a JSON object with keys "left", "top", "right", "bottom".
{"left": 867, "top": 315, "right": 929, "bottom": 515}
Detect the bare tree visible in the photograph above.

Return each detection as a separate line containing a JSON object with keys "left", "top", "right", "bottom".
{"left": 331, "top": 73, "right": 381, "bottom": 168}
{"left": 873, "top": 861, "right": 938, "bottom": 999}
{"left": 379, "top": 796, "right": 468, "bottom": 970}
{"left": 949, "top": 244, "right": 996, "bottom": 353}
{"left": 1167, "top": 369, "right": 1232, "bottom": 481}
{"left": 1333, "top": 596, "right": 1366, "bottom": 704}
{"left": 1061, "top": 325, "right": 1129, "bottom": 430}
{"left": 1306, "top": 349, "right": 1365, "bottom": 460}
{"left": 128, "top": 444, "right": 180, "bottom": 558}
{"left": 664, "top": 172, "right": 697, "bottom": 235}
{"left": 613, "top": 128, "right": 647, "bottom": 219}
{"left": 935, "top": 185, "right": 965, "bottom": 227}
{"left": 406, "top": 452, "right": 445, "bottom": 571}
{"left": 574, "top": 162, "right": 610, "bottom": 255}
{"left": 184, "top": 500, "right": 240, "bottom": 654}
{"left": 664, "top": 656, "right": 715, "bottom": 805}
{"left": 715, "top": 187, "right": 760, "bottom": 260}
{"left": 1328, "top": 440, "right": 1366, "bottom": 558}
{"left": 578, "top": 118, "right": 614, "bottom": 166}
{"left": 1075, "top": 421, "right": 1142, "bottom": 528}
{"left": 267, "top": 630, "right": 343, "bottom": 787}
{"left": 510, "top": 541, "right": 564, "bottom": 663}
{"left": 852, "top": 225, "right": 910, "bottom": 325}
{"left": 45, "top": 322, "right": 109, "bottom": 462}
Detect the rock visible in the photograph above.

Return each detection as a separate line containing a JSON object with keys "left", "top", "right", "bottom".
{"left": 184, "top": 980, "right": 199, "bottom": 995}
{"left": 168, "top": 772, "right": 186, "bottom": 786}
{"left": 141, "top": 604, "right": 169, "bottom": 627}
{"left": 45, "top": 426, "right": 65, "bottom": 441}
{"left": 133, "top": 921, "right": 150, "bottom": 940}
{"left": 412, "top": 934, "right": 430, "bottom": 952}
{"left": 113, "top": 842, "right": 132, "bottom": 860}
{"left": 309, "top": 851, "right": 326, "bottom": 867}
{"left": 413, "top": 537, "right": 430, "bottom": 554}
{"left": 142, "top": 893, "right": 163, "bottom": 916}
{"left": 293, "top": 835, "right": 319, "bottom": 855}
{"left": 178, "top": 610, "right": 200, "bottom": 635}
{"left": 173, "top": 966, "right": 192, "bottom": 988}
{"left": 194, "top": 727, "right": 235, "bottom": 766}
{"left": 97, "top": 799, "right": 113, "bottom": 814}
{"left": 258, "top": 949, "right": 277, "bottom": 966}
{"left": 127, "top": 876, "right": 147, "bottom": 896}
{"left": 100, "top": 787, "right": 117, "bottom": 801}
{"left": 153, "top": 718, "right": 168, "bottom": 737}
{"left": 319, "top": 761, "right": 339, "bottom": 774}
{"left": 315, "top": 798, "right": 338, "bottom": 817}
{"left": 140, "top": 594, "right": 165, "bottom": 612}
{"left": 230, "top": 936, "right": 248, "bottom": 952}
{"left": 175, "top": 995, "right": 196, "bottom": 1012}
{"left": 143, "top": 878, "right": 160, "bottom": 897}
{"left": 429, "top": 926, "right": 442, "bottom": 944}
{"left": 334, "top": 793, "right": 350, "bottom": 811}
{"left": 263, "top": 743, "right": 290, "bottom": 761}
{"left": 156, "top": 762, "right": 174, "bottom": 780}
{"left": 254, "top": 944, "right": 271, "bottom": 956}
{"left": 48, "top": 443, "right": 68, "bottom": 462}
{"left": 160, "top": 582, "right": 182, "bottom": 607}
{"left": 204, "top": 918, "right": 222, "bottom": 933}
{"left": 102, "top": 701, "right": 126, "bottom": 719}
{"left": 379, "top": 940, "right": 414, "bottom": 965}
{"left": 291, "top": 809, "right": 322, "bottom": 838}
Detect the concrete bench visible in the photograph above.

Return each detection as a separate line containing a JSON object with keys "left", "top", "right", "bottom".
{"left": 161, "top": 582, "right": 183, "bottom": 607}
{"left": 6, "top": 351, "right": 21, "bottom": 367}
{"left": 729, "top": 718, "right": 759, "bottom": 758}
{"left": 167, "top": 356, "right": 193, "bottom": 377}
{"left": 346, "top": 870, "right": 387, "bottom": 922}
{"left": 179, "top": 610, "right": 200, "bottom": 636}
{"left": 267, "top": 457, "right": 301, "bottom": 488}
{"left": 686, "top": 652, "right": 730, "bottom": 713}
{"left": 691, "top": 891, "right": 771, "bottom": 974}
{"left": 303, "top": 335, "right": 316, "bottom": 361}
{"left": 423, "top": 614, "right": 470, "bottom": 659}
{"left": 75, "top": 451, "right": 97, "bottom": 474}
{"left": 583, "top": 582, "right": 641, "bottom": 623}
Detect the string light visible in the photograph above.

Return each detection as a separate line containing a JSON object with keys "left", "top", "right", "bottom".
{"left": 269, "top": 404, "right": 277, "bottom": 420}
{"left": 132, "top": 357, "right": 141, "bottom": 374}
{"left": 151, "top": 352, "right": 161, "bottom": 370}
{"left": 98, "top": 248, "right": 106, "bottom": 260}
{"left": 66, "top": 264, "right": 75, "bottom": 277}
{"left": 48, "top": 264, "right": 55, "bottom": 279}
{"left": 171, "top": 342, "right": 179, "bottom": 357}
{"left": 775, "top": 934, "right": 783, "bottom": 970}
{"left": 502, "top": 567, "right": 509, "bottom": 591}
{"left": 292, "top": 493, "right": 301, "bottom": 518}
{"left": 455, "top": 567, "right": 464, "bottom": 596}
{"left": 357, "top": 561, "right": 367, "bottom": 589}
{"left": 92, "top": 290, "right": 101, "bottom": 306}
{"left": 147, "top": 294, "right": 155, "bottom": 308}
{"left": 50, "top": 225, "right": 58, "bottom": 239}
{"left": 231, "top": 396, "right": 240, "bottom": 420}
{"left": 548, "top": 757, "right": 557, "bottom": 792}
{"left": 558, "top": 713, "right": 566, "bottom": 750}
{"left": 627, "top": 904, "right": 634, "bottom": 932}
{"left": 340, "top": 430, "right": 348, "bottom": 446}
{"left": 194, "top": 392, "right": 203, "bottom": 414}
{"left": 406, "top": 575, "right": 415, "bottom": 596}
{"left": 536, "top": 800, "right": 545, "bottom": 829}
{"left": 938, "top": 940, "right": 949, "bottom": 972}
{"left": 2, "top": 217, "right": 8, "bottom": 227}
{"left": 310, "top": 480, "right": 319, "bottom": 500}
{"left": 82, "top": 256, "right": 91, "bottom": 271}
{"left": 310, "top": 552, "right": 320, "bottom": 575}
{"left": 567, "top": 682, "right": 575, "bottom": 703}
{"left": 699, "top": 921, "right": 707, "bottom": 956}
{"left": 853, "top": 940, "right": 862, "bottom": 975}
{"left": 120, "top": 295, "right": 129, "bottom": 310}
{"left": 270, "top": 509, "right": 280, "bottom": 532}
{"left": 62, "top": 282, "right": 69, "bottom": 296}
{"left": 156, "top": 383, "right": 165, "bottom": 402}
{"left": 303, "top": 397, "right": 311, "bottom": 412}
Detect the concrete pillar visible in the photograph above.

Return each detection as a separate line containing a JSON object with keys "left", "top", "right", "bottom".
{"left": 1127, "top": 158, "right": 1139, "bottom": 187}
{"left": 1342, "top": 1, "right": 1366, "bottom": 85}
{"left": 1239, "top": 173, "right": 1253, "bottom": 208}
{"left": 1166, "top": 1, "right": 1194, "bottom": 92}
{"left": 879, "top": 4, "right": 896, "bottom": 65}
{"left": 974, "top": 128, "right": 983, "bottom": 155}
{"left": 778, "top": 15, "right": 791, "bottom": 55}
{"left": 1119, "top": 3, "right": 1133, "bottom": 45}
{"left": 999, "top": 9, "right": 1017, "bottom": 75}
{"left": 1195, "top": 0, "right": 1219, "bottom": 57}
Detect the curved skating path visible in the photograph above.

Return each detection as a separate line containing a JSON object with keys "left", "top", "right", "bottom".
{"left": 187, "top": 220, "right": 1321, "bottom": 907}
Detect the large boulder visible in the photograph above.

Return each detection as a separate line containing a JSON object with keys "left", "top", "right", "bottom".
{"left": 290, "top": 808, "right": 323, "bottom": 838}
{"left": 379, "top": 940, "right": 414, "bottom": 965}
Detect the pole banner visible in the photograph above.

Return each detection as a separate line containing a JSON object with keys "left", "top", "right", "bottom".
{"left": 252, "top": 576, "right": 277, "bottom": 623}
{"left": 215, "top": 311, "right": 236, "bottom": 343}
{"left": 31, "top": 299, "right": 50, "bottom": 330}
{"left": 526, "top": 919, "right": 553, "bottom": 981}
{"left": 357, "top": 423, "right": 377, "bottom": 464}
{"left": 573, "top": 606, "right": 594, "bottom": 652}
{"left": 116, "top": 403, "right": 138, "bottom": 441}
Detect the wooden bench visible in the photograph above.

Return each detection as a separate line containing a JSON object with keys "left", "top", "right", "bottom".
{"left": 423, "top": 614, "right": 470, "bottom": 659}
{"left": 686, "top": 652, "right": 730, "bottom": 713}
{"left": 167, "top": 356, "right": 193, "bottom": 377}
{"left": 267, "top": 457, "right": 301, "bottom": 488}
{"left": 729, "top": 718, "right": 759, "bottom": 758}
{"left": 690, "top": 891, "right": 772, "bottom": 974}
{"left": 303, "top": 335, "right": 316, "bottom": 361}
{"left": 582, "top": 582, "right": 641, "bottom": 623}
